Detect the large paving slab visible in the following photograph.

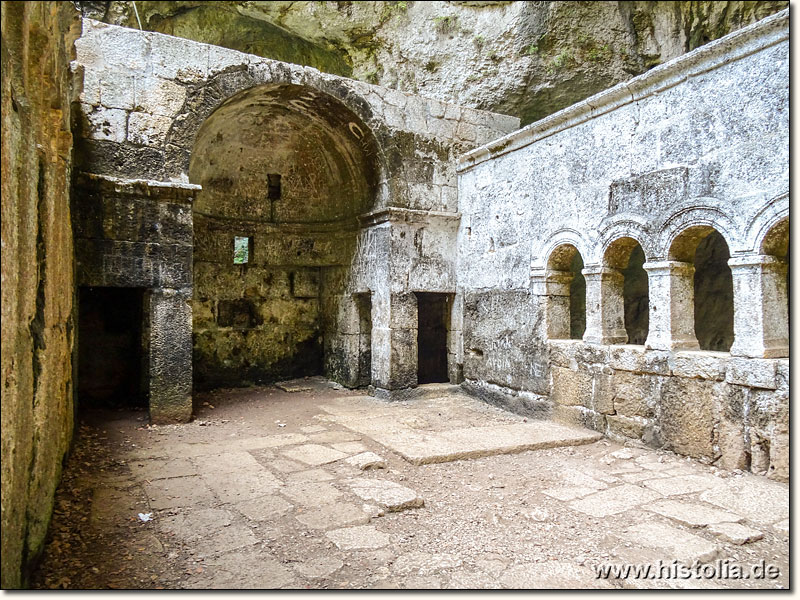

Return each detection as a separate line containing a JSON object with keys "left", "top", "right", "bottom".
{"left": 698, "top": 474, "right": 789, "bottom": 526}
{"left": 321, "top": 395, "right": 601, "bottom": 464}
{"left": 645, "top": 499, "right": 743, "bottom": 528}
{"left": 346, "top": 478, "right": 424, "bottom": 511}
{"left": 568, "top": 483, "right": 663, "bottom": 518}
{"left": 614, "top": 522, "right": 721, "bottom": 564}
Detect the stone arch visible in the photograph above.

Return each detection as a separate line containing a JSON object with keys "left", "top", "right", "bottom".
{"left": 165, "top": 64, "right": 388, "bottom": 184}
{"left": 594, "top": 214, "right": 654, "bottom": 266}
{"left": 658, "top": 202, "right": 739, "bottom": 259}
{"left": 747, "top": 192, "right": 789, "bottom": 256}
{"left": 536, "top": 228, "right": 591, "bottom": 271}
{"left": 544, "top": 242, "right": 586, "bottom": 340}
{"left": 188, "top": 79, "right": 383, "bottom": 389}
{"left": 760, "top": 216, "right": 789, "bottom": 258}
{"left": 602, "top": 237, "right": 649, "bottom": 345}
{"left": 668, "top": 225, "right": 734, "bottom": 352}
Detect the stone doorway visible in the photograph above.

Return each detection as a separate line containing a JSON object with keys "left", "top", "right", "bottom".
{"left": 415, "top": 293, "right": 450, "bottom": 384}
{"left": 77, "top": 286, "right": 146, "bottom": 409}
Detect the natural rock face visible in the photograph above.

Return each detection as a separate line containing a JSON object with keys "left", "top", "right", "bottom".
{"left": 76, "top": 1, "right": 788, "bottom": 124}
{"left": 0, "top": 1, "right": 81, "bottom": 588}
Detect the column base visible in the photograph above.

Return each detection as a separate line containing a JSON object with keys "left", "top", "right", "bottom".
{"left": 645, "top": 335, "right": 700, "bottom": 351}
{"left": 730, "top": 340, "right": 789, "bottom": 359}
{"left": 584, "top": 329, "right": 628, "bottom": 345}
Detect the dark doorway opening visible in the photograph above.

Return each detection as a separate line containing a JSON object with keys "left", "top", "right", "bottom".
{"left": 416, "top": 293, "right": 450, "bottom": 384}
{"left": 78, "top": 287, "right": 146, "bottom": 409}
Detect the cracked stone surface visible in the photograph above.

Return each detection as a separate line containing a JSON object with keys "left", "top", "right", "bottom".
{"left": 645, "top": 500, "right": 742, "bottom": 528}
{"left": 614, "top": 522, "right": 721, "bottom": 564}
{"left": 707, "top": 522, "right": 764, "bottom": 545}
{"left": 346, "top": 478, "right": 424, "bottom": 512}
{"left": 344, "top": 452, "right": 386, "bottom": 470}
{"left": 32, "top": 382, "right": 789, "bottom": 589}
{"left": 326, "top": 526, "right": 390, "bottom": 550}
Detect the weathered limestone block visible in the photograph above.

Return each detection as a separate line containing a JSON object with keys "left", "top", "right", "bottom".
{"left": 607, "top": 414, "right": 648, "bottom": 441}
{"left": 550, "top": 366, "right": 591, "bottom": 407}
{"left": 291, "top": 269, "right": 320, "bottom": 299}
{"left": 725, "top": 357, "right": 777, "bottom": 389}
{"left": 98, "top": 72, "right": 135, "bottom": 109}
{"left": 127, "top": 111, "right": 173, "bottom": 146}
{"left": 573, "top": 342, "right": 611, "bottom": 367}
{"left": 590, "top": 371, "right": 615, "bottom": 415}
{"left": 388, "top": 327, "right": 418, "bottom": 389}
{"left": 659, "top": 378, "right": 716, "bottom": 459}
{"left": 748, "top": 388, "right": 788, "bottom": 481}
{"left": 671, "top": 351, "right": 727, "bottom": 381}
{"left": 766, "top": 431, "right": 789, "bottom": 482}
{"left": 608, "top": 345, "right": 671, "bottom": 376}
{"left": 150, "top": 32, "right": 209, "bottom": 82}
{"left": 775, "top": 359, "right": 789, "bottom": 391}
{"left": 82, "top": 105, "right": 127, "bottom": 142}
{"left": 612, "top": 371, "right": 657, "bottom": 419}
{"left": 553, "top": 405, "right": 606, "bottom": 433}
{"left": 715, "top": 384, "right": 748, "bottom": 471}
{"left": 323, "top": 333, "right": 360, "bottom": 388}
{"left": 547, "top": 340, "right": 581, "bottom": 369}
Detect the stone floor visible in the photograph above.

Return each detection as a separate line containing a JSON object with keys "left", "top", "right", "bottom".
{"left": 32, "top": 378, "right": 789, "bottom": 589}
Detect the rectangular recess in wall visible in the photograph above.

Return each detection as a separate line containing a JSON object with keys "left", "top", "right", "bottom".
{"left": 268, "top": 173, "right": 281, "bottom": 200}
{"left": 234, "top": 236, "right": 253, "bottom": 264}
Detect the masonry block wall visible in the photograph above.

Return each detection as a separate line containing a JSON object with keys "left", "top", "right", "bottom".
{"left": 72, "top": 173, "right": 195, "bottom": 422}
{"left": 73, "top": 19, "right": 519, "bottom": 397}
{"left": 456, "top": 11, "right": 789, "bottom": 480}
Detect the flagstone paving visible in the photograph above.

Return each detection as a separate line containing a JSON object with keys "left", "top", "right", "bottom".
{"left": 31, "top": 378, "right": 789, "bottom": 589}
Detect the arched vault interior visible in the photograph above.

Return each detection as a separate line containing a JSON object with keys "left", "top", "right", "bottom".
{"left": 189, "top": 83, "right": 379, "bottom": 389}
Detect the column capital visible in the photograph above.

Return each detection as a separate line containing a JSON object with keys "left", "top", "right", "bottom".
{"left": 581, "top": 265, "right": 623, "bottom": 279}
{"left": 728, "top": 254, "right": 786, "bottom": 269}
{"left": 643, "top": 260, "right": 695, "bottom": 275}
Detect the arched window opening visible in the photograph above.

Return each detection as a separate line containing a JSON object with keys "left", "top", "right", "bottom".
{"left": 692, "top": 230, "right": 734, "bottom": 351}
{"left": 569, "top": 252, "right": 586, "bottom": 339}
{"left": 761, "top": 217, "right": 789, "bottom": 318}
{"left": 604, "top": 238, "right": 649, "bottom": 345}
{"left": 544, "top": 244, "right": 586, "bottom": 340}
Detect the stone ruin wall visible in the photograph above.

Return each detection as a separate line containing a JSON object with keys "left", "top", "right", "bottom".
{"left": 1, "top": 1, "right": 81, "bottom": 588}
{"left": 456, "top": 10, "right": 789, "bottom": 481}
{"left": 73, "top": 20, "right": 518, "bottom": 401}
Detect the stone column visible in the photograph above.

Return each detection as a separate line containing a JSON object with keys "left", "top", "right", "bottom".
{"left": 369, "top": 291, "right": 418, "bottom": 393}
{"left": 582, "top": 266, "right": 627, "bottom": 345}
{"left": 147, "top": 288, "right": 192, "bottom": 423}
{"left": 729, "top": 254, "right": 788, "bottom": 358}
{"left": 643, "top": 261, "right": 699, "bottom": 351}
{"left": 368, "top": 286, "right": 392, "bottom": 391}
{"left": 387, "top": 292, "right": 418, "bottom": 389}
{"left": 538, "top": 270, "right": 574, "bottom": 339}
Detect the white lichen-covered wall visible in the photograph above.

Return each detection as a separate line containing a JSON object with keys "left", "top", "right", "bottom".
{"left": 456, "top": 10, "right": 788, "bottom": 479}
